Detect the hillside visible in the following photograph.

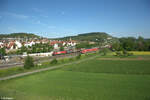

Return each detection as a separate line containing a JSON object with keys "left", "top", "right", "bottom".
{"left": 55, "top": 32, "right": 118, "bottom": 42}
{"left": 0, "top": 33, "right": 40, "bottom": 39}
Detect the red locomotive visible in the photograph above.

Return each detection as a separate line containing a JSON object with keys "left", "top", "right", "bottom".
{"left": 81, "top": 48, "right": 99, "bottom": 54}
{"left": 53, "top": 51, "right": 67, "bottom": 55}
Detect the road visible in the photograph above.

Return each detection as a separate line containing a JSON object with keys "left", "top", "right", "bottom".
{"left": 0, "top": 52, "right": 79, "bottom": 69}
{"left": 0, "top": 55, "right": 97, "bottom": 81}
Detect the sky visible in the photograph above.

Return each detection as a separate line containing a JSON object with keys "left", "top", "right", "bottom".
{"left": 0, "top": 0, "right": 150, "bottom": 38}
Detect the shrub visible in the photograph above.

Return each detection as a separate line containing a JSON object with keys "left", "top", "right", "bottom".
{"left": 101, "top": 48, "right": 109, "bottom": 56}
{"left": 69, "top": 58, "right": 74, "bottom": 61}
{"left": 76, "top": 54, "right": 81, "bottom": 59}
{"left": 123, "top": 50, "right": 128, "bottom": 56}
{"left": 60, "top": 59, "right": 65, "bottom": 63}
{"left": 115, "top": 50, "right": 134, "bottom": 57}
{"left": 127, "top": 53, "right": 134, "bottom": 56}
{"left": 115, "top": 51, "right": 122, "bottom": 56}
{"left": 50, "top": 58, "right": 58, "bottom": 64}
{"left": 24, "top": 56, "right": 34, "bottom": 69}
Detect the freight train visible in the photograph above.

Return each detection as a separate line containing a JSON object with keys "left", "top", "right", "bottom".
{"left": 52, "top": 48, "right": 99, "bottom": 56}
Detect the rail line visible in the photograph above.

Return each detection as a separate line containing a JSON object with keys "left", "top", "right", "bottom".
{"left": 0, "top": 52, "right": 80, "bottom": 69}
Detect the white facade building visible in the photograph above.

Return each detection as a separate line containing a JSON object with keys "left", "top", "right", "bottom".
{"left": 54, "top": 43, "right": 59, "bottom": 49}
{"left": 24, "top": 41, "right": 35, "bottom": 47}
{"left": 15, "top": 41, "right": 22, "bottom": 49}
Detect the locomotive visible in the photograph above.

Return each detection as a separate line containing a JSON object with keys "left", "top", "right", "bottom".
{"left": 53, "top": 51, "right": 67, "bottom": 55}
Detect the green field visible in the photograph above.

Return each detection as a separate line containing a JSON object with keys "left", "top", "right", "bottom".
{"left": 0, "top": 55, "right": 150, "bottom": 100}
{"left": 63, "top": 58, "right": 150, "bottom": 74}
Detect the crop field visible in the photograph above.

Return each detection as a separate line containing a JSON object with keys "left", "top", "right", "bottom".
{"left": 110, "top": 51, "right": 150, "bottom": 56}
{"left": 0, "top": 55, "right": 150, "bottom": 100}
{"left": 130, "top": 51, "right": 150, "bottom": 55}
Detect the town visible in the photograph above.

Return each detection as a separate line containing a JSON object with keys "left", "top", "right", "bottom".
{"left": 0, "top": 37, "right": 77, "bottom": 56}
{"left": 0, "top": 32, "right": 116, "bottom": 69}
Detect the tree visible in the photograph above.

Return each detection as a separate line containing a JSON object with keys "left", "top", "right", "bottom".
{"left": 137, "top": 36, "right": 145, "bottom": 51}
{"left": 76, "top": 54, "right": 81, "bottom": 59}
{"left": 119, "top": 37, "right": 136, "bottom": 51}
{"left": 42, "top": 46, "right": 47, "bottom": 53}
{"left": 0, "top": 47, "right": 6, "bottom": 56}
{"left": 112, "top": 42, "right": 120, "bottom": 51}
{"left": 60, "top": 46, "right": 64, "bottom": 51}
{"left": 50, "top": 59, "right": 58, "bottom": 64}
{"left": 21, "top": 46, "right": 27, "bottom": 54}
{"left": 24, "top": 56, "right": 34, "bottom": 69}
{"left": 32, "top": 46, "right": 36, "bottom": 53}
{"left": 48, "top": 45, "right": 53, "bottom": 52}
{"left": 101, "top": 48, "right": 109, "bottom": 56}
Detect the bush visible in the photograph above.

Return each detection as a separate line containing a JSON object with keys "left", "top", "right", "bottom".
{"left": 127, "top": 53, "right": 134, "bottom": 56}
{"left": 76, "top": 54, "right": 81, "bottom": 59}
{"left": 123, "top": 50, "right": 128, "bottom": 56}
{"left": 101, "top": 48, "right": 109, "bottom": 56}
{"left": 24, "top": 56, "right": 34, "bottom": 69}
{"left": 69, "top": 58, "right": 74, "bottom": 61}
{"left": 50, "top": 58, "right": 58, "bottom": 64}
{"left": 115, "top": 51, "right": 122, "bottom": 56}
{"left": 115, "top": 51, "right": 134, "bottom": 57}
{"left": 60, "top": 59, "right": 65, "bottom": 63}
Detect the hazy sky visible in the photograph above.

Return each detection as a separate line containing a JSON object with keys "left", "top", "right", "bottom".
{"left": 0, "top": 0, "right": 150, "bottom": 38}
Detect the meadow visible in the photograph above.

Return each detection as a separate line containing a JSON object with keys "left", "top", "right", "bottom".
{"left": 0, "top": 54, "right": 150, "bottom": 100}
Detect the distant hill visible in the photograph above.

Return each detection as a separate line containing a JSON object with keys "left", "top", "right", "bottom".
{"left": 0, "top": 33, "right": 40, "bottom": 39}
{"left": 55, "top": 32, "right": 118, "bottom": 42}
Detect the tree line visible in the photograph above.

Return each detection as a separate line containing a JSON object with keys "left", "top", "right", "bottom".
{"left": 112, "top": 36, "right": 150, "bottom": 51}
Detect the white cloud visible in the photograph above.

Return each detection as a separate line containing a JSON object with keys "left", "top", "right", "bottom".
{"left": 4, "top": 12, "right": 29, "bottom": 19}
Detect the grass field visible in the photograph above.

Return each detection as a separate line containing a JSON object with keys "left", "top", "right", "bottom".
{"left": 0, "top": 53, "right": 96, "bottom": 78}
{"left": 0, "top": 54, "right": 150, "bottom": 100}
{"left": 63, "top": 58, "right": 150, "bottom": 75}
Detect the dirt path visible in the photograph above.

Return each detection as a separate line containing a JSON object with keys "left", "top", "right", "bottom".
{"left": 0, "top": 56, "right": 97, "bottom": 81}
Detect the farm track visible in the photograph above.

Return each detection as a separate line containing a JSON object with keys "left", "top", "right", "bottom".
{"left": 0, "top": 55, "right": 97, "bottom": 81}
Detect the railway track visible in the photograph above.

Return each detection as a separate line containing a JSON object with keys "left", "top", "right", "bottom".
{"left": 0, "top": 52, "right": 80, "bottom": 69}
{"left": 0, "top": 55, "right": 97, "bottom": 81}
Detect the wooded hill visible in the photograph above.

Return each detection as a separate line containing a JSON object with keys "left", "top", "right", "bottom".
{"left": 54, "top": 32, "right": 118, "bottom": 42}
{"left": 0, "top": 33, "right": 40, "bottom": 39}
